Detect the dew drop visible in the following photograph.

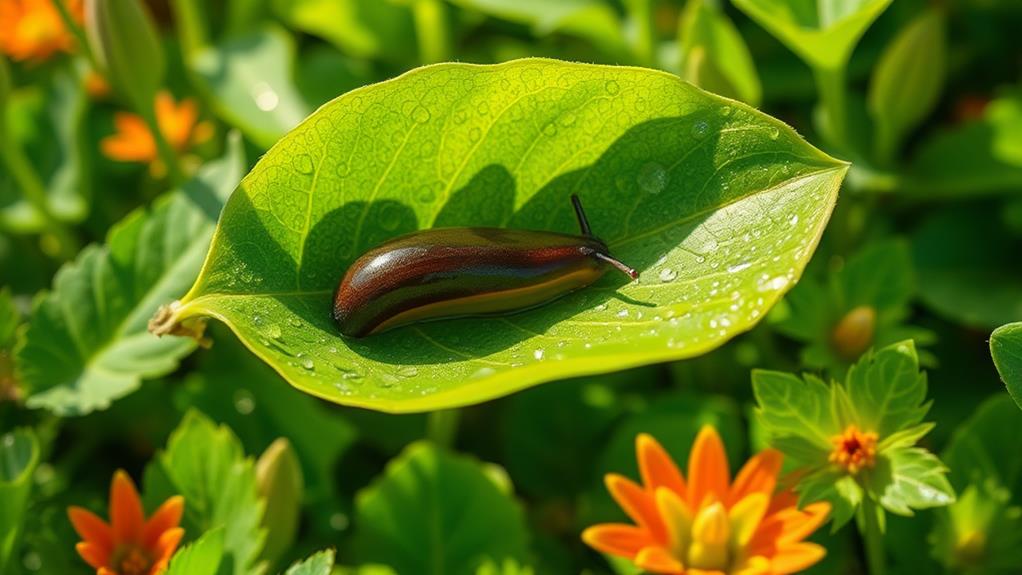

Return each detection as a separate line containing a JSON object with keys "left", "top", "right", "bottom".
{"left": 691, "top": 120, "right": 709, "bottom": 139}
{"left": 233, "top": 389, "right": 255, "bottom": 414}
{"left": 542, "top": 122, "right": 557, "bottom": 136}
{"left": 727, "top": 261, "right": 751, "bottom": 273}
{"left": 417, "top": 186, "right": 436, "bottom": 204}
{"left": 719, "top": 106, "right": 733, "bottom": 117}
{"left": 594, "top": 303, "right": 608, "bottom": 312}
{"left": 767, "top": 126, "right": 780, "bottom": 140}
{"left": 301, "top": 358, "right": 315, "bottom": 371}
{"left": 476, "top": 101, "right": 490, "bottom": 115}
{"left": 789, "top": 214, "right": 799, "bottom": 226}
{"left": 396, "top": 366, "right": 419, "bottom": 378}
{"left": 411, "top": 105, "right": 430, "bottom": 123}
{"left": 605, "top": 80, "right": 620, "bottom": 95}
{"left": 533, "top": 349, "right": 545, "bottom": 360}
{"left": 616, "top": 309, "right": 629, "bottom": 318}
{"left": 293, "top": 154, "right": 314, "bottom": 175}
{"left": 379, "top": 204, "right": 402, "bottom": 231}
{"left": 659, "top": 268, "right": 677, "bottom": 282}
{"left": 637, "top": 162, "right": 668, "bottom": 194}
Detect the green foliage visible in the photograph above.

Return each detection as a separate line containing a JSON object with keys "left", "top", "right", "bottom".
{"left": 271, "top": 0, "right": 414, "bottom": 63}
{"left": 15, "top": 138, "right": 244, "bottom": 415}
{"left": 679, "top": 0, "right": 761, "bottom": 107}
{"left": 285, "top": 549, "right": 335, "bottom": 575}
{"left": 165, "top": 528, "right": 225, "bottom": 575}
{"left": 156, "top": 58, "right": 845, "bottom": 412}
{"left": 0, "top": 429, "right": 39, "bottom": 575}
{"left": 991, "top": 322, "right": 1022, "bottom": 410}
{"left": 144, "top": 410, "right": 266, "bottom": 575}
{"left": 754, "top": 340, "right": 953, "bottom": 528}
{"left": 353, "top": 442, "right": 529, "bottom": 575}
{"left": 85, "top": 0, "right": 164, "bottom": 113}
{"left": 255, "top": 439, "right": 304, "bottom": 568}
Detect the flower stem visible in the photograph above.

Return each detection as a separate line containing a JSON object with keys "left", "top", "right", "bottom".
{"left": 861, "top": 496, "right": 887, "bottom": 575}
{"left": 426, "top": 409, "right": 460, "bottom": 448}
{"left": 413, "top": 0, "right": 450, "bottom": 65}
{"left": 140, "top": 106, "right": 183, "bottom": 185}
{"left": 50, "top": 0, "right": 99, "bottom": 72}
{"left": 814, "top": 64, "right": 849, "bottom": 151}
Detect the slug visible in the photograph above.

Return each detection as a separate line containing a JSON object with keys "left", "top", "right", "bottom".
{"left": 333, "top": 194, "right": 638, "bottom": 337}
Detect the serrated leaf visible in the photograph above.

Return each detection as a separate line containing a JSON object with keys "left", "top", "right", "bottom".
{"left": 679, "top": 0, "right": 761, "bottom": 106}
{"left": 732, "top": 0, "right": 893, "bottom": 70}
{"left": 845, "top": 341, "right": 929, "bottom": 438}
{"left": 751, "top": 369, "right": 836, "bottom": 451}
{"left": 991, "top": 322, "right": 1022, "bottom": 410}
{"left": 15, "top": 138, "right": 244, "bottom": 415}
{"left": 285, "top": 549, "right": 335, "bottom": 575}
{"left": 0, "top": 429, "right": 40, "bottom": 575}
{"left": 144, "top": 410, "right": 265, "bottom": 575}
{"left": 868, "top": 9, "right": 946, "bottom": 162}
{"left": 353, "top": 442, "right": 529, "bottom": 575}
{"left": 867, "top": 447, "right": 954, "bottom": 516}
{"left": 165, "top": 528, "right": 224, "bottom": 575}
{"left": 157, "top": 58, "right": 845, "bottom": 412}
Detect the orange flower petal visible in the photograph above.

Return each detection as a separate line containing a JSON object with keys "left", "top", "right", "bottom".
{"left": 777, "top": 502, "right": 831, "bottom": 545}
{"left": 634, "top": 545, "right": 683, "bottom": 574}
{"left": 110, "top": 470, "right": 145, "bottom": 544}
{"left": 729, "top": 449, "right": 782, "bottom": 506}
{"left": 688, "top": 570, "right": 727, "bottom": 575}
{"left": 143, "top": 496, "right": 184, "bottom": 548}
{"left": 75, "top": 542, "right": 109, "bottom": 570}
{"left": 637, "top": 434, "right": 687, "bottom": 496}
{"left": 154, "top": 526, "right": 185, "bottom": 561}
{"left": 68, "top": 506, "right": 113, "bottom": 551}
{"left": 687, "top": 426, "right": 730, "bottom": 508}
{"left": 99, "top": 568, "right": 117, "bottom": 575}
{"left": 582, "top": 523, "right": 653, "bottom": 557}
{"left": 769, "top": 542, "right": 827, "bottom": 574}
{"left": 606, "top": 474, "right": 667, "bottom": 542}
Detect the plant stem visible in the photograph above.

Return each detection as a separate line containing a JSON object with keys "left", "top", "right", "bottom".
{"left": 413, "top": 0, "right": 450, "bottom": 65}
{"left": 169, "top": 0, "right": 209, "bottom": 56}
{"left": 814, "top": 64, "right": 849, "bottom": 151}
{"left": 140, "top": 106, "right": 183, "bottom": 185}
{"left": 426, "top": 409, "right": 460, "bottom": 448}
{"left": 50, "top": 0, "right": 99, "bottom": 72}
{"left": 0, "top": 134, "right": 78, "bottom": 259}
{"left": 861, "top": 497, "right": 887, "bottom": 575}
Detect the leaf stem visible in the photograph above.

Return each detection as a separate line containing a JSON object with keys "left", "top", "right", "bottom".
{"left": 413, "top": 0, "right": 450, "bottom": 65}
{"left": 426, "top": 409, "right": 460, "bottom": 448}
{"left": 814, "top": 64, "right": 849, "bottom": 151}
{"left": 861, "top": 496, "right": 887, "bottom": 575}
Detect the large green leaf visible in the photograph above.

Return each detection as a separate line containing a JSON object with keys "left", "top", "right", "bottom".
{"left": 679, "top": 0, "right": 762, "bottom": 107}
{"left": 0, "top": 429, "right": 40, "bottom": 575}
{"left": 731, "top": 0, "right": 893, "bottom": 70}
{"left": 154, "top": 58, "right": 846, "bottom": 412}
{"left": 353, "top": 442, "right": 529, "bottom": 575}
{"left": 991, "top": 322, "right": 1022, "bottom": 410}
{"left": 15, "top": 137, "right": 244, "bottom": 415}
{"left": 143, "top": 411, "right": 265, "bottom": 575}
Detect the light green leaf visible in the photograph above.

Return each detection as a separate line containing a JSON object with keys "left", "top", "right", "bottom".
{"left": 731, "top": 0, "right": 893, "bottom": 70}
{"left": 879, "top": 422, "right": 935, "bottom": 452}
{"left": 144, "top": 410, "right": 265, "bottom": 575}
{"left": 930, "top": 480, "right": 1022, "bottom": 574}
{"left": 0, "top": 287, "right": 17, "bottom": 347}
{"left": 191, "top": 27, "right": 310, "bottom": 149}
{"left": 353, "top": 442, "right": 529, "bottom": 575}
{"left": 255, "top": 439, "right": 303, "bottom": 568}
{"left": 752, "top": 369, "right": 836, "bottom": 450}
{"left": 154, "top": 58, "right": 846, "bottom": 412}
{"left": 272, "top": 0, "right": 414, "bottom": 63}
{"left": 476, "top": 558, "right": 534, "bottom": 575}
{"left": 869, "top": 447, "right": 954, "bottom": 516}
{"left": 15, "top": 137, "right": 244, "bottom": 415}
{"left": 868, "top": 9, "right": 946, "bottom": 163}
{"left": 85, "top": 0, "right": 164, "bottom": 113}
{"left": 679, "top": 0, "right": 761, "bottom": 106}
{"left": 165, "top": 528, "right": 224, "bottom": 575}
{"left": 798, "top": 467, "right": 861, "bottom": 529}
{"left": 845, "top": 340, "right": 929, "bottom": 439}
{"left": 992, "top": 322, "right": 1022, "bottom": 410}
{"left": 285, "top": 549, "right": 335, "bottom": 575}
{"left": 0, "top": 429, "right": 40, "bottom": 575}
{"left": 905, "top": 94, "right": 1022, "bottom": 197}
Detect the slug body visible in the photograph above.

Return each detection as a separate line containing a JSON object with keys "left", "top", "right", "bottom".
{"left": 333, "top": 195, "right": 637, "bottom": 338}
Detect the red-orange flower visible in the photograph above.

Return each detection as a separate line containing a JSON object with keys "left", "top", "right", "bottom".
{"left": 68, "top": 470, "right": 185, "bottom": 575}
{"left": 583, "top": 427, "right": 830, "bottom": 575}
{"left": 0, "top": 0, "right": 82, "bottom": 62}
{"left": 101, "top": 91, "right": 213, "bottom": 175}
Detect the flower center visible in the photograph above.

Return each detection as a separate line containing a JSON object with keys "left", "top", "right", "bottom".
{"left": 829, "top": 425, "right": 878, "bottom": 474}
{"left": 112, "top": 544, "right": 154, "bottom": 575}
{"left": 687, "top": 501, "right": 732, "bottom": 570}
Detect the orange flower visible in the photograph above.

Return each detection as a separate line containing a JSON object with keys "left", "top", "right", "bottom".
{"left": 68, "top": 470, "right": 185, "bottom": 575}
{"left": 583, "top": 427, "right": 831, "bottom": 575}
{"left": 0, "top": 0, "right": 82, "bottom": 62}
{"left": 101, "top": 91, "right": 213, "bottom": 175}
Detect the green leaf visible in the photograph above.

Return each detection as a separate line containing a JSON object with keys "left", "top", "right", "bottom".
{"left": 144, "top": 410, "right": 265, "bottom": 575}
{"left": 271, "top": 0, "right": 414, "bottom": 63}
{"left": 867, "top": 447, "right": 954, "bottom": 516}
{"left": 752, "top": 369, "right": 836, "bottom": 452}
{"left": 255, "top": 439, "right": 303, "bottom": 568}
{"left": 930, "top": 480, "right": 1022, "bottom": 574}
{"left": 867, "top": 9, "right": 946, "bottom": 163}
{"left": 15, "top": 137, "right": 244, "bottom": 415}
{"left": 285, "top": 549, "right": 335, "bottom": 575}
{"left": 905, "top": 94, "right": 1022, "bottom": 197}
{"left": 191, "top": 27, "right": 310, "bottom": 149}
{"left": 943, "top": 395, "right": 1022, "bottom": 495}
{"left": 85, "top": 0, "right": 164, "bottom": 113}
{"left": 0, "top": 287, "right": 17, "bottom": 348}
{"left": 156, "top": 58, "right": 846, "bottom": 412}
{"left": 798, "top": 467, "right": 862, "bottom": 529}
{"left": 845, "top": 341, "right": 929, "bottom": 439}
{"left": 476, "top": 558, "right": 534, "bottom": 575}
{"left": 354, "top": 442, "right": 529, "bottom": 575}
{"left": 165, "top": 528, "right": 224, "bottom": 575}
{"left": 731, "top": 0, "right": 893, "bottom": 70}
{"left": 992, "top": 322, "right": 1022, "bottom": 410}
{"left": 0, "top": 429, "right": 40, "bottom": 575}
{"left": 679, "top": 0, "right": 762, "bottom": 106}
{"left": 912, "top": 205, "right": 1022, "bottom": 329}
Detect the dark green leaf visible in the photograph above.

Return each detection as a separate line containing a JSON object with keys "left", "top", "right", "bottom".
{"left": 991, "top": 322, "right": 1022, "bottom": 410}
{"left": 0, "top": 429, "right": 40, "bottom": 575}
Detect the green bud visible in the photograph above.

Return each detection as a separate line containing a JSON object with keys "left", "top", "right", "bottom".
{"left": 84, "top": 0, "right": 164, "bottom": 113}
{"left": 255, "top": 438, "right": 303, "bottom": 567}
{"left": 830, "top": 305, "right": 877, "bottom": 361}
